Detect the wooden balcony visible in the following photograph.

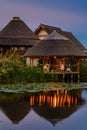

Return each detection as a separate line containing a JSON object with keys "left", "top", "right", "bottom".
{"left": 43, "top": 64, "right": 80, "bottom": 83}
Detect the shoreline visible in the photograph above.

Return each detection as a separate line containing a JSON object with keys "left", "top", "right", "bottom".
{"left": 0, "top": 82, "right": 87, "bottom": 93}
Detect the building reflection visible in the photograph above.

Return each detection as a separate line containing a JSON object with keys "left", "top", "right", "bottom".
{"left": 29, "top": 89, "right": 81, "bottom": 108}
{"left": 0, "top": 89, "right": 85, "bottom": 126}
{"left": 0, "top": 93, "right": 30, "bottom": 124}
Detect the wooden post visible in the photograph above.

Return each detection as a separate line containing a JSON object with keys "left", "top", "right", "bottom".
{"left": 30, "top": 58, "right": 31, "bottom": 66}
{"left": 77, "top": 58, "right": 80, "bottom": 72}
{"left": 63, "top": 73, "right": 65, "bottom": 82}
{"left": 43, "top": 57, "right": 46, "bottom": 68}
{"left": 42, "top": 57, "right": 43, "bottom": 66}
{"left": 32, "top": 58, "right": 33, "bottom": 66}
{"left": 71, "top": 74, "right": 73, "bottom": 83}
{"left": 78, "top": 74, "right": 80, "bottom": 84}
{"left": 77, "top": 58, "right": 80, "bottom": 83}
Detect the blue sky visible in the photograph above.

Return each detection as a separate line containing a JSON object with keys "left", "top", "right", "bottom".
{"left": 0, "top": 0, "right": 87, "bottom": 48}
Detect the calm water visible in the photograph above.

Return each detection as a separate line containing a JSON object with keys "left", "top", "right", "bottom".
{"left": 0, "top": 88, "right": 87, "bottom": 130}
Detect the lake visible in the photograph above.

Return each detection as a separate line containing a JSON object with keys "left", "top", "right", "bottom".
{"left": 0, "top": 88, "right": 87, "bottom": 130}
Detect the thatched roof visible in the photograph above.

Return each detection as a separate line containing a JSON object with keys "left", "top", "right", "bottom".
{"left": 44, "top": 30, "right": 68, "bottom": 40}
{"left": 35, "top": 24, "right": 62, "bottom": 35}
{"left": 24, "top": 31, "right": 87, "bottom": 57}
{"left": 0, "top": 38, "right": 39, "bottom": 46}
{"left": 35, "top": 24, "right": 86, "bottom": 51}
{"left": 0, "top": 17, "right": 39, "bottom": 46}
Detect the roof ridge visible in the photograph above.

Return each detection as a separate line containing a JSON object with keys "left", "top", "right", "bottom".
{"left": 40, "top": 23, "right": 61, "bottom": 30}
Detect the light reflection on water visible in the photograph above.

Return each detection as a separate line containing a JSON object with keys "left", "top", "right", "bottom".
{"left": 0, "top": 88, "right": 87, "bottom": 130}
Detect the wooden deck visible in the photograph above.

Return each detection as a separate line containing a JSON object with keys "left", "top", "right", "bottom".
{"left": 45, "top": 71, "right": 80, "bottom": 83}
{"left": 47, "top": 71, "right": 80, "bottom": 74}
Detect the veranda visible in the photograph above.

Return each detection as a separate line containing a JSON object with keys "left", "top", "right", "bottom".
{"left": 30, "top": 56, "right": 81, "bottom": 83}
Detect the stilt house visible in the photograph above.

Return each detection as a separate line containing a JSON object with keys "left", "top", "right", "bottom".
{"left": 24, "top": 24, "right": 87, "bottom": 82}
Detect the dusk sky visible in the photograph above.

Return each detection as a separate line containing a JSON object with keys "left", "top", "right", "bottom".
{"left": 0, "top": 0, "right": 87, "bottom": 48}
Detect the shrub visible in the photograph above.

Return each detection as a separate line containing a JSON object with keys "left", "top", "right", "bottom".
{"left": 80, "top": 60, "right": 87, "bottom": 82}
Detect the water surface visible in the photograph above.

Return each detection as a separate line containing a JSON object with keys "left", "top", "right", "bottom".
{"left": 0, "top": 89, "right": 87, "bottom": 130}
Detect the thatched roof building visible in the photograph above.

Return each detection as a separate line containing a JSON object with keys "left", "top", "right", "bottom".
{"left": 35, "top": 24, "right": 86, "bottom": 51}
{"left": 0, "top": 17, "right": 39, "bottom": 54}
{"left": 24, "top": 29, "right": 86, "bottom": 83}
{"left": 24, "top": 31, "right": 86, "bottom": 57}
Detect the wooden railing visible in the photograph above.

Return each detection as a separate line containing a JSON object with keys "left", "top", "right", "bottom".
{"left": 42, "top": 64, "right": 80, "bottom": 73}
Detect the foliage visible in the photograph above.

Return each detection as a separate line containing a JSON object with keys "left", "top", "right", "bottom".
{"left": 80, "top": 59, "right": 87, "bottom": 82}
{"left": 0, "top": 51, "right": 87, "bottom": 84}
{"left": 0, "top": 51, "right": 47, "bottom": 84}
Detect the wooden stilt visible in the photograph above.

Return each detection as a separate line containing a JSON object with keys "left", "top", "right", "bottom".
{"left": 78, "top": 74, "right": 80, "bottom": 84}
{"left": 71, "top": 74, "right": 73, "bottom": 83}
{"left": 63, "top": 74, "right": 65, "bottom": 82}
